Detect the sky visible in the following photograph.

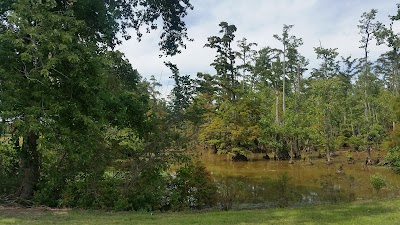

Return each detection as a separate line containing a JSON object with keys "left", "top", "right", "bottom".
{"left": 117, "top": 0, "right": 399, "bottom": 97}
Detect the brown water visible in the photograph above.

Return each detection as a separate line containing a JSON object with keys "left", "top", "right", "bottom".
{"left": 199, "top": 149, "right": 400, "bottom": 207}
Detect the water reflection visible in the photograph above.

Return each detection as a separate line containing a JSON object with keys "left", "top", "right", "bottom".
{"left": 200, "top": 150, "right": 400, "bottom": 209}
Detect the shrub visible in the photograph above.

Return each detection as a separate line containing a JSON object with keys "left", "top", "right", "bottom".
{"left": 386, "top": 146, "right": 400, "bottom": 173}
{"left": 169, "top": 161, "right": 217, "bottom": 210}
{"left": 0, "top": 139, "right": 19, "bottom": 196}
{"left": 36, "top": 159, "right": 217, "bottom": 211}
{"left": 348, "top": 136, "right": 363, "bottom": 152}
{"left": 332, "top": 135, "right": 346, "bottom": 151}
{"left": 127, "top": 168, "right": 168, "bottom": 211}
{"left": 370, "top": 173, "right": 386, "bottom": 194}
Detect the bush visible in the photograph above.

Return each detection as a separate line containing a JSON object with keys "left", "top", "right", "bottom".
{"left": 56, "top": 168, "right": 169, "bottom": 211}
{"left": 386, "top": 146, "right": 400, "bottom": 173}
{"left": 57, "top": 173, "right": 122, "bottom": 209}
{"left": 169, "top": 161, "right": 217, "bottom": 210}
{"left": 126, "top": 168, "right": 169, "bottom": 211}
{"left": 348, "top": 136, "right": 363, "bottom": 152}
{"left": 0, "top": 138, "right": 19, "bottom": 196}
{"left": 332, "top": 135, "right": 346, "bottom": 151}
{"left": 370, "top": 173, "right": 386, "bottom": 194}
{"left": 36, "top": 159, "right": 217, "bottom": 211}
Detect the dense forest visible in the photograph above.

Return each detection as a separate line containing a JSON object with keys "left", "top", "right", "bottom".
{"left": 1, "top": 0, "right": 400, "bottom": 211}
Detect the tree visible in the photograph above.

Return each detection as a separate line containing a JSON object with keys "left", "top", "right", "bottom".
{"left": 0, "top": 0, "right": 193, "bottom": 201}
{"left": 200, "top": 22, "right": 262, "bottom": 160}
{"left": 255, "top": 47, "right": 287, "bottom": 159}
{"left": 273, "top": 24, "right": 303, "bottom": 119}
{"left": 254, "top": 47, "right": 282, "bottom": 127}
{"left": 270, "top": 25, "right": 305, "bottom": 160}
{"left": 236, "top": 37, "right": 258, "bottom": 89}
{"left": 358, "top": 9, "right": 382, "bottom": 159}
{"left": 310, "top": 46, "right": 342, "bottom": 163}
{"left": 204, "top": 21, "right": 238, "bottom": 103}
{"left": 167, "top": 62, "right": 196, "bottom": 122}
{"left": 375, "top": 5, "right": 400, "bottom": 131}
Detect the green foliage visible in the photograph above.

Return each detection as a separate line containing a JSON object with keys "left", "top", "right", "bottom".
{"left": 332, "top": 135, "right": 346, "bottom": 150}
{"left": 368, "top": 123, "right": 384, "bottom": 146}
{"left": 58, "top": 173, "right": 121, "bottom": 209}
{"left": 38, "top": 160, "right": 217, "bottom": 211}
{"left": 348, "top": 136, "right": 364, "bottom": 151}
{"left": 346, "top": 152, "right": 354, "bottom": 161}
{"left": 55, "top": 168, "right": 168, "bottom": 211}
{"left": 370, "top": 173, "right": 386, "bottom": 194}
{"left": 383, "top": 126, "right": 400, "bottom": 150}
{"left": 0, "top": 138, "right": 18, "bottom": 195}
{"left": 384, "top": 127, "right": 400, "bottom": 173}
{"left": 126, "top": 168, "right": 169, "bottom": 211}
{"left": 169, "top": 161, "right": 217, "bottom": 210}
{"left": 386, "top": 146, "right": 400, "bottom": 173}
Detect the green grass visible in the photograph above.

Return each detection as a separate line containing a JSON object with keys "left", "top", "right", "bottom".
{"left": 1, "top": 198, "right": 400, "bottom": 225}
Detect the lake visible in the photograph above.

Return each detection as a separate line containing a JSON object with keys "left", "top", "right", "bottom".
{"left": 199, "top": 148, "right": 400, "bottom": 209}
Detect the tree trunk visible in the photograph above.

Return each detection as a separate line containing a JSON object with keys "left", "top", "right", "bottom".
{"left": 290, "top": 137, "right": 299, "bottom": 160}
{"left": 324, "top": 109, "right": 331, "bottom": 163}
{"left": 364, "top": 87, "right": 369, "bottom": 122}
{"left": 282, "top": 48, "right": 286, "bottom": 123}
{"left": 290, "top": 139, "right": 294, "bottom": 161}
{"left": 16, "top": 131, "right": 40, "bottom": 200}
{"left": 367, "top": 145, "right": 372, "bottom": 160}
{"left": 275, "top": 89, "right": 280, "bottom": 126}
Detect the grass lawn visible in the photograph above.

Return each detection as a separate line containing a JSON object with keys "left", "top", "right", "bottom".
{"left": 1, "top": 198, "right": 400, "bottom": 225}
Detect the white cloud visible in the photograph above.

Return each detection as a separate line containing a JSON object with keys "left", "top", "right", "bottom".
{"left": 118, "top": 0, "right": 399, "bottom": 97}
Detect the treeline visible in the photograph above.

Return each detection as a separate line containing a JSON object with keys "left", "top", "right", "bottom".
{"left": 169, "top": 6, "right": 400, "bottom": 166}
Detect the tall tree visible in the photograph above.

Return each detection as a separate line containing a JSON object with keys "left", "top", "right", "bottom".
{"left": 375, "top": 5, "right": 400, "bottom": 130}
{"left": 358, "top": 9, "right": 381, "bottom": 159}
{"left": 254, "top": 47, "right": 285, "bottom": 159}
{"left": 310, "top": 46, "right": 341, "bottom": 163}
{"left": 204, "top": 21, "right": 238, "bottom": 103}
{"left": 0, "top": 0, "right": 193, "bottom": 201}
{"left": 273, "top": 24, "right": 303, "bottom": 119}
{"left": 236, "top": 37, "right": 258, "bottom": 89}
{"left": 200, "top": 22, "right": 261, "bottom": 160}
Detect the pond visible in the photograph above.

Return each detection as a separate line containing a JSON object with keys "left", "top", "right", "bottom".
{"left": 199, "top": 149, "right": 400, "bottom": 209}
